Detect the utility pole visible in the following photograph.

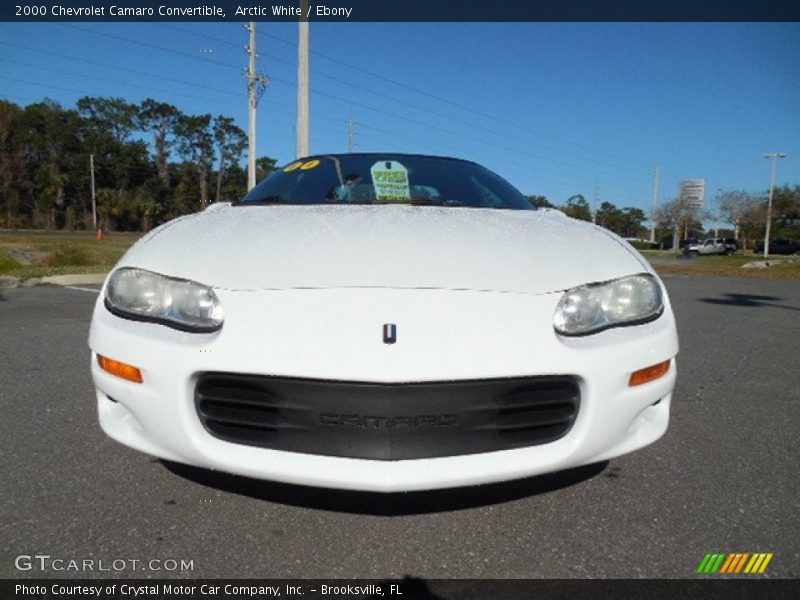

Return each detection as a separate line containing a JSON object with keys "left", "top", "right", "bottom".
{"left": 244, "top": 22, "right": 270, "bottom": 191}
{"left": 347, "top": 114, "right": 356, "bottom": 153}
{"left": 296, "top": 1, "right": 310, "bottom": 158}
{"left": 762, "top": 152, "right": 788, "bottom": 259}
{"left": 650, "top": 166, "right": 659, "bottom": 243}
{"left": 89, "top": 153, "right": 97, "bottom": 229}
{"left": 592, "top": 180, "right": 598, "bottom": 224}
{"left": 246, "top": 22, "right": 257, "bottom": 191}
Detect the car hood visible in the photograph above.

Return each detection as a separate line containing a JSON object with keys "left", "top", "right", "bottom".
{"left": 118, "top": 204, "right": 649, "bottom": 294}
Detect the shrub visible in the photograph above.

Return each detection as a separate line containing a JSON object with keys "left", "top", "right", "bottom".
{"left": 45, "top": 245, "right": 93, "bottom": 267}
{"left": 629, "top": 240, "right": 659, "bottom": 250}
{"left": 0, "top": 250, "right": 20, "bottom": 275}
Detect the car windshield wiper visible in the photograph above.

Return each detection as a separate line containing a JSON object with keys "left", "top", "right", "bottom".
{"left": 235, "top": 197, "right": 502, "bottom": 209}
{"left": 401, "top": 198, "right": 469, "bottom": 207}
{"left": 235, "top": 196, "right": 293, "bottom": 206}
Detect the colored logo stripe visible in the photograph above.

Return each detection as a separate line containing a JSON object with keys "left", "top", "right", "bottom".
{"left": 697, "top": 553, "right": 773, "bottom": 574}
{"left": 697, "top": 553, "right": 726, "bottom": 573}
{"left": 719, "top": 553, "right": 749, "bottom": 573}
{"left": 745, "top": 553, "right": 773, "bottom": 574}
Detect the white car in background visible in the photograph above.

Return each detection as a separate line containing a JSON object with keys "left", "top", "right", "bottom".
{"left": 89, "top": 153, "right": 678, "bottom": 492}
{"left": 684, "top": 237, "right": 737, "bottom": 256}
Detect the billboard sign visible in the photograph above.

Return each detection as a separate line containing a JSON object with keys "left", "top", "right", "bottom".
{"left": 680, "top": 179, "right": 705, "bottom": 209}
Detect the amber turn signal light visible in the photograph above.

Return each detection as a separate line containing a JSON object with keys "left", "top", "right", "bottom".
{"left": 97, "top": 354, "right": 143, "bottom": 383}
{"left": 629, "top": 360, "right": 670, "bottom": 387}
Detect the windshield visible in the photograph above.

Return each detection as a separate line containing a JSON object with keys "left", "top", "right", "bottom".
{"left": 238, "top": 154, "right": 533, "bottom": 210}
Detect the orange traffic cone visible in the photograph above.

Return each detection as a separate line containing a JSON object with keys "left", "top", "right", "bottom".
{"left": 96, "top": 228, "right": 103, "bottom": 241}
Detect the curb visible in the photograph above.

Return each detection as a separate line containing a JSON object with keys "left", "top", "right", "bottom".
{"left": 0, "top": 276, "right": 22, "bottom": 288}
{"left": 40, "top": 273, "right": 108, "bottom": 286}
{"left": 1, "top": 273, "right": 109, "bottom": 288}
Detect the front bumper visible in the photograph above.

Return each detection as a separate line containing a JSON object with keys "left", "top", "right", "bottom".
{"left": 89, "top": 286, "right": 678, "bottom": 492}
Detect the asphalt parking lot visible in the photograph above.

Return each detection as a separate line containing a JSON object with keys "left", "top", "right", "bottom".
{"left": 1, "top": 276, "right": 798, "bottom": 579}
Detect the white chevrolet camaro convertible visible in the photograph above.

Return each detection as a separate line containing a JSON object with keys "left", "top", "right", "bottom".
{"left": 89, "top": 153, "right": 678, "bottom": 492}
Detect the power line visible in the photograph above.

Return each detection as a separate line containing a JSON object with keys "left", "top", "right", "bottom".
{"left": 0, "top": 75, "right": 102, "bottom": 98}
{"left": 0, "top": 68, "right": 592, "bottom": 195}
{"left": 355, "top": 121, "right": 642, "bottom": 200}
{"left": 0, "top": 60, "right": 312, "bottom": 146}
{"left": 60, "top": 23, "right": 246, "bottom": 75}
{"left": 0, "top": 40, "right": 242, "bottom": 100}
{"left": 13, "top": 25, "right": 654, "bottom": 201}
{"left": 251, "top": 25, "right": 667, "bottom": 173}
{"left": 2, "top": 69, "right": 643, "bottom": 203}
{"left": 160, "top": 24, "right": 242, "bottom": 48}
{"left": 0, "top": 93, "right": 38, "bottom": 104}
{"left": 309, "top": 85, "right": 651, "bottom": 184}
{"left": 0, "top": 58, "right": 237, "bottom": 106}
{"left": 0, "top": 41, "right": 351, "bottom": 127}
{"left": 56, "top": 26, "right": 679, "bottom": 192}
{"left": 160, "top": 24, "right": 656, "bottom": 182}
{"left": 57, "top": 23, "right": 652, "bottom": 184}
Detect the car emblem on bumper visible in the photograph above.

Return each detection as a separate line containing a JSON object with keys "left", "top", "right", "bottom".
{"left": 383, "top": 323, "right": 397, "bottom": 344}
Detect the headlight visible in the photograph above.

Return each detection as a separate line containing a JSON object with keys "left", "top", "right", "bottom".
{"left": 105, "top": 267, "right": 224, "bottom": 332}
{"left": 553, "top": 273, "right": 663, "bottom": 336}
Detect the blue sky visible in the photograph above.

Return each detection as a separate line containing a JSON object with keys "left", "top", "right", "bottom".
{"left": 1, "top": 22, "right": 798, "bottom": 217}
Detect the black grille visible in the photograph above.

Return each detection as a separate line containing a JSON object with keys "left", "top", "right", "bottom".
{"left": 195, "top": 373, "right": 580, "bottom": 460}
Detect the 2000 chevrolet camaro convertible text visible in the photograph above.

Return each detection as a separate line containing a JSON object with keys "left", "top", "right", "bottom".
{"left": 89, "top": 153, "right": 678, "bottom": 492}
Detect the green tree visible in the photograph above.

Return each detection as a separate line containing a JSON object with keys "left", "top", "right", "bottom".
{"left": 526, "top": 195, "right": 553, "bottom": 208}
{"left": 770, "top": 184, "right": 800, "bottom": 240}
{"left": 174, "top": 114, "right": 214, "bottom": 207}
{"left": 138, "top": 99, "right": 180, "bottom": 184}
{"left": 212, "top": 115, "right": 247, "bottom": 203}
{"left": 78, "top": 96, "right": 152, "bottom": 198}
{"left": 620, "top": 207, "right": 647, "bottom": 238}
{"left": 77, "top": 96, "right": 138, "bottom": 143}
{"left": 0, "top": 100, "right": 23, "bottom": 227}
{"left": 11, "top": 101, "right": 87, "bottom": 228}
{"left": 656, "top": 197, "right": 705, "bottom": 251}
{"left": 719, "top": 190, "right": 764, "bottom": 248}
{"left": 564, "top": 194, "right": 592, "bottom": 221}
{"left": 256, "top": 156, "right": 277, "bottom": 181}
{"left": 595, "top": 201, "right": 622, "bottom": 232}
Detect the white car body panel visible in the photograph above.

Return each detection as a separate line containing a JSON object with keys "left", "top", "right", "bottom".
{"left": 123, "top": 205, "right": 647, "bottom": 293}
{"left": 89, "top": 203, "right": 678, "bottom": 492}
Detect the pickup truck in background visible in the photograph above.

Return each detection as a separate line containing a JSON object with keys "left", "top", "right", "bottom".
{"left": 683, "top": 237, "right": 738, "bottom": 256}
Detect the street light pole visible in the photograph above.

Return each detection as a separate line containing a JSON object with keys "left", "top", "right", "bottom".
{"left": 762, "top": 152, "right": 787, "bottom": 259}
{"left": 650, "top": 166, "right": 659, "bottom": 244}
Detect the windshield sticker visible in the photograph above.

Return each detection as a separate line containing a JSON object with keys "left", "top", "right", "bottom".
{"left": 300, "top": 159, "right": 320, "bottom": 170}
{"left": 284, "top": 159, "right": 320, "bottom": 172}
{"left": 370, "top": 161, "right": 410, "bottom": 201}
